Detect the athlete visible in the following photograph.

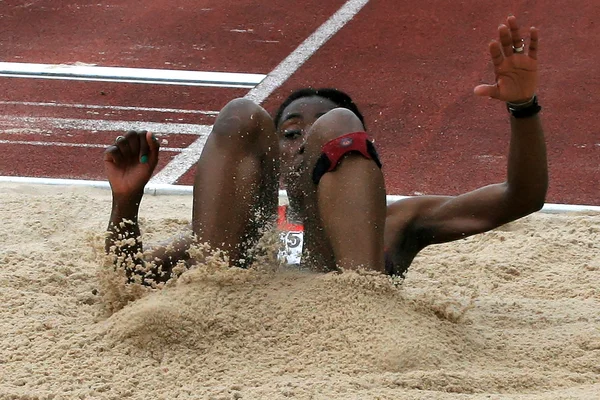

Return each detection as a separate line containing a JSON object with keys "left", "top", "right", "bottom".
{"left": 104, "top": 15, "right": 547, "bottom": 282}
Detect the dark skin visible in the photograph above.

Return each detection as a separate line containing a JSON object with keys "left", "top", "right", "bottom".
{"left": 383, "top": 18, "right": 546, "bottom": 275}
{"left": 105, "top": 99, "right": 278, "bottom": 281}
{"left": 104, "top": 16, "right": 547, "bottom": 280}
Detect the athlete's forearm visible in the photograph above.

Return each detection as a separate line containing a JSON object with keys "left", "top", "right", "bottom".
{"left": 105, "top": 194, "right": 194, "bottom": 284}
{"left": 105, "top": 194, "right": 145, "bottom": 279}
{"left": 505, "top": 112, "right": 548, "bottom": 211}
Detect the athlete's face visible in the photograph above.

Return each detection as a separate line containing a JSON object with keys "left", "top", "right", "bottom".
{"left": 277, "top": 96, "right": 338, "bottom": 193}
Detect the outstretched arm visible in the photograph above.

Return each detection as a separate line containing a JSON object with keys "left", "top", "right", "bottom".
{"left": 104, "top": 130, "right": 192, "bottom": 284}
{"left": 388, "top": 16, "right": 547, "bottom": 247}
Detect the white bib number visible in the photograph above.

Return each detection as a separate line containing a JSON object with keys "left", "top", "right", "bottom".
{"left": 279, "top": 230, "right": 304, "bottom": 265}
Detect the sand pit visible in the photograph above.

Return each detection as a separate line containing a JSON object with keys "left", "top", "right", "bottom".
{"left": 0, "top": 183, "right": 598, "bottom": 399}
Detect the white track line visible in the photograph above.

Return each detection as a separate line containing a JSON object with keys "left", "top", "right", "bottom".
{"left": 0, "top": 139, "right": 182, "bottom": 152}
{"left": 0, "top": 101, "right": 219, "bottom": 115}
{"left": 244, "top": 0, "right": 371, "bottom": 104}
{"left": 0, "top": 62, "right": 265, "bottom": 88}
{"left": 1, "top": 176, "right": 598, "bottom": 214}
{"left": 151, "top": 0, "right": 372, "bottom": 185}
{"left": 0, "top": 116, "right": 212, "bottom": 135}
{"left": 147, "top": 135, "right": 209, "bottom": 183}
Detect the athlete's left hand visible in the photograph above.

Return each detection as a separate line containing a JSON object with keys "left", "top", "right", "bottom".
{"left": 474, "top": 15, "right": 538, "bottom": 103}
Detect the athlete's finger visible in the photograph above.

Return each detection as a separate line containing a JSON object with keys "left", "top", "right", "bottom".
{"left": 115, "top": 134, "right": 132, "bottom": 159}
{"left": 124, "top": 130, "right": 140, "bottom": 159}
{"left": 498, "top": 24, "right": 513, "bottom": 57}
{"left": 507, "top": 15, "right": 523, "bottom": 49}
{"left": 473, "top": 83, "right": 500, "bottom": 99}
{"left": 104, "top": 145, "right": 124, "bottom": 166}
{"left": 138, "top": 130, "right": 150, "bottom": 164}
{"left": 528, "top": 26, "right": 539, "bottom": 60}
{"left": 489, "top": 40, "right": 504, "bottom": 67}
{"left": 145, "top": 131, "right": 160, "bottom": 166}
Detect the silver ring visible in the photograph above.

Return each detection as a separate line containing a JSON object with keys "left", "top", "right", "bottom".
{"left": 513, "top": 44, "right": 525, "bottom": 53}
{"left": 115, "top": 135, "right": 125, "bottom": 143}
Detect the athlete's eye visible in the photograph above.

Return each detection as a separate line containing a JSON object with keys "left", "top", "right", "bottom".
{"left": 283, "top": 129, "right": 302, "bottom": 139}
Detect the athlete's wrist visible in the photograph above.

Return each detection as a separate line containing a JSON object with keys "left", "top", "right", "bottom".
{"left": 112, "top": 193, "right": 142, "bottom": 215}
{"left": 507, "top": 95, "right": 541, "bottom": 119}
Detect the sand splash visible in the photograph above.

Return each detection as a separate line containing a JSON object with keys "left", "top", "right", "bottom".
{"left": 0, "top": 184, "right": 598, "bottom": 399}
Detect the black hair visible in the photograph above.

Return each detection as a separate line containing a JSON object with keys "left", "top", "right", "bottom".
{"left": 273, "top": 87, "right": 365, "bottom": 129}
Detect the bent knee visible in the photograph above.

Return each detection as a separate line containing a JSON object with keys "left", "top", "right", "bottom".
{"left": 305, "top": 107, "right": 365, "bottom": 152}
{"left": 307, "top": 108, "right": 364, "bottom": 144}
{"left": 212, "top": 98, "right": 275, "bottom": 143}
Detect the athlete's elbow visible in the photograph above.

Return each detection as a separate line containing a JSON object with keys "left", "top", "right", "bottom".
{"left": 514, "top": 193, "right": 546, "bottom": 218}
{"left": 523, "top": 197, "right": 545, "bottom": 216}
{"left": 527, "top": 181, "right": 548, "bottom": 212}
{"left": 505, "top": 185, "right": 547, "bottom": 219}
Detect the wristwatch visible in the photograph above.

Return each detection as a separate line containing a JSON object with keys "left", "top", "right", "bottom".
{"left": 507, "top": 95, "right": 542, "bottom": 119}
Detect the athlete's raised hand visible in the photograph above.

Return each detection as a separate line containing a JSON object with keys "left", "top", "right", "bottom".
{"left": 474, "top": 15, "right": 538, "bottom": 103}
{"left": 103, "top": 130, "right": 159, "bottom": 198}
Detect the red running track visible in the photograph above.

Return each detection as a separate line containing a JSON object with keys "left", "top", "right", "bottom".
{"left": 0, "top": 0, "right": 598, "bottom": 205}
